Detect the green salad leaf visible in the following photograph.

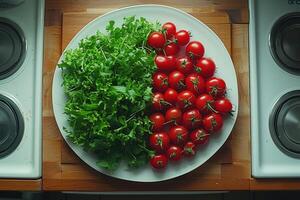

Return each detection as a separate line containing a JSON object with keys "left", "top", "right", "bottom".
{"left": 59, "top": 16, "right": 160, "bottom": 170}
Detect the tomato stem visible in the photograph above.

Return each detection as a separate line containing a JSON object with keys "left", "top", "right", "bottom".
{"left": 160, "top": 100, "right": 172, "bottom": 106}
{"left": 207, "top": 102, "right": 218, "bottom": 114}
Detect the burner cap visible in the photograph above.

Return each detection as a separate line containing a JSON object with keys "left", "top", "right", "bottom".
{"left": 0, "top": 18, "right": 25, "bottom": 80}
{"left": 270, "top": 12, "right": 300, "bottom": 75}
{"left": 0, "top": 95, "right": 24, "bottom": 158}
{"left": 270, "top": 91, "right": 300, "bottom": 157}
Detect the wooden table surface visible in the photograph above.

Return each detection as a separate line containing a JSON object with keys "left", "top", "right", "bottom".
{"left": 3, "top": 0, "right": 300, "bottom": 192}
{"left": 43, "top": 0, "right": 251, "bottom": 191}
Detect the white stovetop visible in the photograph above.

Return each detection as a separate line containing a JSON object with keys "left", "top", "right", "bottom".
{"left": 250, "top": 0, "right": 300, "bottom": 177}
{"left": 0, "top": 0, "right": 44, "bottom": 178}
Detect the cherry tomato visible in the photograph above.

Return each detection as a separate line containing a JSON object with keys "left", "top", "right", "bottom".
{"left": 168, "top": 71, "right": 185, "bottom": 91}
{"left": 162, "top": 22, "right": 176, "bottom": 39}
{"left": 165, "top": 107, "right": 182, "bottom": 125}
{"left": 168, "top": 125, "right": 188, "bottom": 146}
{"left": 195, "top": 94, "right": 215, "bottom": 114}
{"left": 152, "top": 72, "right": 168, "bottom": 92}
{"left": 149, "top": 113, "right": 165, "bottom": 131}
{"left": 155, "top": 55, "right": 176, "bottom": 72}
{"left": 214, "top": 98, "right": 233, "bottom": 114}
{"left": 185, "top": 73, "right": 205, "bottom": 95}
{"left": 174, "top": 30, "right": 190, "bottom": 46}
{"left": 177, "top": 90, "right": 196, "bottom": 110}
{"left": 164, "top": 43, "right": 179, "bottom": 56}
{"left": 167, "top": 146, "right": 183, "bottom": 161}
{"left": 152, "top": 92, "right": 170, "bottom": 111}
{"left": 147, "top": 32, "right": 166, "bottom": 49}
{"left": 206, "top": 77, "right": 226, "bottom": 97}
{"left": 183, "top": 141, "right": 196, "bottom": 157}
{"left": 190, "top": 128, "right": 210, "bottom": 145}
{"left": 195, "top": 58, "right": 216, "bottom": 78}
{"left": 149, "top": 132, "right": 170, "bottom": 152}
{"left": 150, "top": 154, "right": 168, "bottom": 169}
{"left": 182, "top": 109, "right": 202, "bottom": 130}
{"left": 164, "top": 88, "right": 178, "bottom": 105}
{"left": 186, "top": 41, "right": 205, "bottom": 59}
{"left": 203, "top": 113, "right": 223, "bottom": 132}
{"left": 176, "top": 56, "right": 194, "bottom": 75}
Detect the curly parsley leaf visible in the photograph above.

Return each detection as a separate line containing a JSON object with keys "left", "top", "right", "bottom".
{"left": 59, "top": 16, "right": 159, "bottom": 170}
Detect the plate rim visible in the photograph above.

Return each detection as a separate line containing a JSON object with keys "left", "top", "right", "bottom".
{"left": 52, "top": 4, "right": 239, "bottom": 182}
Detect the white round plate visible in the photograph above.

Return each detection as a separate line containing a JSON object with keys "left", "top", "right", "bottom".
{"left": 52, "top": 5, "right": 239, "bottom": 182}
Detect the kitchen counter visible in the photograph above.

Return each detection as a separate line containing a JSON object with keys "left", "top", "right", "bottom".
{"left": 40, "top": 0, "right": 300, "bottom": 192}
{"left": 0, "top": 180, "right": 41, "bottom": 191}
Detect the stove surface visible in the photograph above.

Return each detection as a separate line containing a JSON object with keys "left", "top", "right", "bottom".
{"left": 250, "top": 0, "right": 300, "bottom": 177}
{"left": 0, "top": 0, "right": 44, "bottom": 178}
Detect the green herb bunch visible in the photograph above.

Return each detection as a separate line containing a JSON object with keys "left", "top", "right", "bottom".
{"left": 59, "top": 16, "right": 160, "bottom": 170}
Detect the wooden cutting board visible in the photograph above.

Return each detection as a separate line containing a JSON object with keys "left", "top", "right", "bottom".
{"left": 43, "top": 9, "right": 250, "bottom": 191}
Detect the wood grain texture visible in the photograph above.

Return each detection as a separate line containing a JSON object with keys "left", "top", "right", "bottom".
{"left": 0, "top": 179, "right": 41, "bottom": 191}
{"left": 45, "top": 0, "right": 248, "bottom": 23}
{"left": 43, "top": 7, "right": 251, "bottom": 191}
{"left": 250, "top": 179, "right": 300, "bottom": 190}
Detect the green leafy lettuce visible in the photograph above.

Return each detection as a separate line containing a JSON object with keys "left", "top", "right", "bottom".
{"left": 59, "top": 16, "right": 160, "bottom": 170}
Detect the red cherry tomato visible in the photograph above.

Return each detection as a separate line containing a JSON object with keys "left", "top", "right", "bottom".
{"left": 152, "top": 72, "right": 168, "bottom": 92}
{"left": 167, "top": 146, "right": 183, "bottom": 161}
{"left": 203, "top": 113, "right": 223, "bottom": 132}
{"left": 155, "top": 55, "right": 176, "bottom": 72}
{"left": 168, "top": 71, "right": 185, "bottom": 91}
{"left": 149, "top": 113, "right": 165, "bottom": 131}
{"left": 150, "top": 154, "right": 168, "bottom": 169}
{"left": 182, "top": 109, "right": 202, "bottom": 130}
{"left": 164, "top": 43, "right": 179, "bottom": 56}
{"left": 152, "top": 92, "right": 170, "bottom": 111}
{"left": 149, "top": 132, "right": 170, "bottom": 152}
{"left": 165, "top": 107, "right": 182, "bottom": 125}
{"left": 176, "top": 56, "right": 194, "bottom": 75}
{"left": 186, "top": 41, "right": 205, "bottom": 59}
{"left": 147, "top": 32, "right": 166, "bottom": 49}
{"left": 214, "top": 98, "right": 233, "bottom": 114}
{"left": 177, "top": 90, "right": 196, "bottom": 110}
{"left": 162, "top": 22, "right": 176, "bottom": 39}
{"left": 195, "top": 94, "right": 215, "bottom": 114}
{"left": 190, "top": 128, "right": 210, "bottom": 145}
{"left": 168, "top": 125, "right": 188, "bottom": 146}
{"left": 185, "top": 73, "right": 206, "bottom": 95}
{"left": 174, "top": 30, "right": 190, "bottom": 46}
{"left": 206, "top": 77, "right": 226, "bottom": 97}
{"left": 195, "top": 58, "right": 216, "bottom": 78}
{"left": 164, "top": 88, "right": 178, "bottom": 105}
{"left": 183, "top": 141, "right": 196, "bottom": 157}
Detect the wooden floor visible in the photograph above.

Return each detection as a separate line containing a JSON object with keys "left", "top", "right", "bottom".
{"left": 1, "top": 191, "right": 299, "bottom": 200}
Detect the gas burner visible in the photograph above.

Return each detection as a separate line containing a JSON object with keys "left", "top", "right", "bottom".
{"left": 0, "top": 17, "right": 26, "bottom": 79}
{"left": 0, "top": 94, "right": 24, "bottom": 158}
{"left": 269, "top": 13, "right": 300, "bottom": 75}
{"left": 270, "top": 90, "right": 300, "bottom": 157}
